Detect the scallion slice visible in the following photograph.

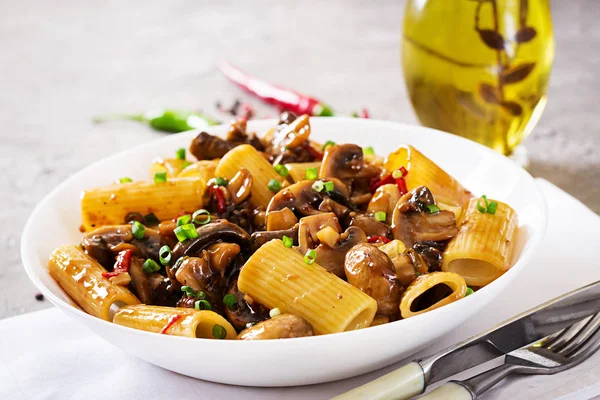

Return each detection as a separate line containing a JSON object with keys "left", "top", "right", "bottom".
{"left": 174, "top": 223, "right": 198, "bottom": 242}
{"left": 267, "top": 179, "right": 281, "bottom": 192}
{"left": 119, "top": 177, "right": 133, "bottom": 183}
{"left": 312, "top": 180, "right": 324, "bottom": 192}
{"left": 363, "top": 146, "right": 375, "bottom": 155}
{"left": 212, "top": 324, "right": 227, "bottom": 339}
{"left": 159, "top": 245, "right": 172, "bottom": 266}
{"left": 322, "top": 140, "right": 336, "bottom": 151}
{"left": 192, "top": 209, "right": 211, "bottom": 225}
{"left": 425, "top": 204, "right": 440, "bottom": 214}
{"left": 195, "top": 299, "right": 211, "bottom": 311}
{"left": 154, "top": 172, "right": 167, "bottom": 183}
{"left": 132, "top": 221, "right": 146, "bottom": 239}
{"left": 214, "top": 177, "right": 228, "bottom": 187}
{"left": 466, "top": 287, "right": 474, "bottom": 296}
{"left": 304, "top": 249, "right": 316, "bottom": 265}
{"left": 282, "top": 235, "right": 293, "bottom": 248}
{"left": 487, "top": 201, "right": 498, "bottom": 215}
{"left": 223, "top": 294, "right": 237, "bottom": 309}
{"left": 305, "top": 167, "right": 318, "bottom": 180}
{"left": 181, "top": 285, "right": 196, "bottom": 297}
{"left": 177, "top": 214, "right": 191, "bottom": 226}
{"left": 374, "top": 211, "right": 386, "bottom": 222}
{"left": 142, "top": 259, "right": 160, "bottom": 274}
{"left": 323, "top": 181, "right": 334, "bottom": 192}
{"left": 477, "top": 195, "right": 489, "bottom": 213}
{"left": 274, "top": 164, "right": 289, "bottom": 177}
{"left": 176, "top": 148, "right": 186, "bottom": 160}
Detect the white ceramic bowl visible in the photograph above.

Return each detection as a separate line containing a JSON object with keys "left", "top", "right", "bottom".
{"left": 21, "top": 118, "right": 546, "bottom": 386}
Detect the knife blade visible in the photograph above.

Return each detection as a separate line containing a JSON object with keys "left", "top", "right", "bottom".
{"left": 334, "top": 280, "right": 600, "bottom": 400}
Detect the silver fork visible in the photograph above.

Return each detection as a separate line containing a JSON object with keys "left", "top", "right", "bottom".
{"left": 420, "top": 312, "right": 600, "bottom": 399}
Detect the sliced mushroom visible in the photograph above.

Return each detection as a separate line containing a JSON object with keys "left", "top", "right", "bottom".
{"left": 314, "top": 226, "right": 367, "bottom": 278}
{"left": 206, "top": 242, "right": 241, "bottom": 274}
{"left": 128, "top": 255, "right": 175, "bottom": 305}
{"left": 391, "top": 186, "right": 459, "bottom": 247}
{"left": 266, "top": 207, "right": 298, "bottom": 231}
{"left": 297, "top": 213, "right": 341, "bottom": 253}
{"left": 344, "top": 243, "right": 403, "bottom": 317}
{"left": 413, "top": 243, "right": 443, "bottom": 271}
{"left": 271, "top": 114, "right": 311, "bottom": 150}
{"left": 227, "top": 168, "right": 253, "bottom": 205}
{"left": 249, "top": 224, "right": 299, "bottom": 253}
{"left": 318, "top": 198, "right": 352, "bottom": 223}
{"left": 189, "top": 131, "right": 235, "bottom": 160}
{"left": 319, "top": 144, "right": 379, "bottom": 181}
{"left": 347, "top": 213, "right": 391, "bottom": 239}
{"left": 236, "top": 314, "right": 314, "bottom": 340}
{"left": 225, "top": 279, "right": 270, "bottom": 331}
{"left": 366, "top": 184, "right": 401, "bottom": 224}
{"left": 266, "top": 178, "right": 350, "bottom": 218}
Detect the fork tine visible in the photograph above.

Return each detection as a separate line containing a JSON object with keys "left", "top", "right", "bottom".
{"left": 541, "top": 314, "right": 594, "bottom": 350}
{"left": 558, "top": 312, "right": 600, "bottom": 357}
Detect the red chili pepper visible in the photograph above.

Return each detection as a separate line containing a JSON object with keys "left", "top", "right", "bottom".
{"left": 217, "top": 61, "right": 335, "bottom": 117}
{"left": 368, "top": 236, "right": 391, "bottom": 244}
{"left": 160, "top": 314, "right": 182, "bottom": 334}
{"left": 101, "top": 249, "right": 133, "bottom": 278}
{"left": 214, "top": 186, "right": 226, "bottom": 213}
{"left": 303, "top": 143, "right": 324, "bottom": 161}
{"left": 369, "top": 174, "right": 395, "bottom": 193}
{"left": 360, "top": 108, "right": 370, "bottom": 118}
{"left": 396, "top": 177, "right": 408, "bottom": 195}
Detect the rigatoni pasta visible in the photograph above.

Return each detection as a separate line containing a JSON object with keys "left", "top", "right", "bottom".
{"left": 114, "top": 305, "right": 236, "bottom": 339}
{"left": 80, "top": 178, "right": 205, "bottom": 231}
{"left": 48, "top": 245, "right": 140, "bottom": 321}
{"left": 285, "top": 162, "right": 322, "bottom": 182}
{"left": 238, "top": 239, "right": 378, "bottom": 335}
{"left": 399, "top": 272, "right": 467, "bottom": 319}
{"left": 442, "top": 198, "right": 518, "bottom": 287}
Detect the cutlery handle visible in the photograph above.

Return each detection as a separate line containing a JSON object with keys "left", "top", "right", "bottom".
{"left": 419, "top": 382, "right": 473, "bottom": 400}
{"left": 332, "top": 362, "right": 425, "bottom": 400}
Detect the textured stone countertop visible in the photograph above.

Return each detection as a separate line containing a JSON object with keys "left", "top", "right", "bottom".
{"left": 1, "top": 0, "right": 598, "bottom": 318}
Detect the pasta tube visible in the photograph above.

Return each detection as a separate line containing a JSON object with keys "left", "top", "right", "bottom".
{"left": 438, "top": 202, "right": 463, "bottom": 225}
{"left": 399, "top": 271, "right": 467, "bottom": 319}
{"left": 48, "top": 245, "right": 140, "bottom": 321}
{"left": 384, "top": 145, "right": 472, "bottom": 207}
{"left": 215, "top": 144, "right": 282, "bottom": 208}
{"left": 285, "top": 162, "right": 322, "bottom": 183}
{"left": 178, "top": 160, "right": 218, "bottom": 182}
{"left": 81, "top": 178, "right": 205, "bottom": 231}
{"left": 113, "top": 305, "right": 237, "bottom": 339}
{"left": 442, "top": 198, "right": 518, "bottom": 287}
{"left": 238, "top": 239, "right": 377, "bottom": 335}
{"left": 149, "top": 158, "right": 188, "bottom": 179}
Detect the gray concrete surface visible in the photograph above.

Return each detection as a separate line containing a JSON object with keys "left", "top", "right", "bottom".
{"left": 1, "top": 0, "right": 598, "bottom": 319}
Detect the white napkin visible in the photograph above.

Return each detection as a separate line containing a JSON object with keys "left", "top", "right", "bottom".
{"left": 2, "top": 179, "right": 600, "bottom": 400}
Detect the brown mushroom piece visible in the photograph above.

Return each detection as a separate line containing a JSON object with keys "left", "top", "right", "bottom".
{"left": 344, "top": 243, "right": 403, "bottom": 317}
{"left": 128, "top": 255, "right": 176, "bottom": 305}
{"left": 318, "top": 197, "right": 352, "bottom": 223}
{"left": 171, "top": 220, "right": 250, "bottom": 261}
{"left": 82, "top": 224, "right": 161, "bottom": 269}
{"left": 391, "top": 186, "right": 459, "bottom": 247}
{"left": 366, "top": 184, "right": 401, "bottom": 224}
{"left": 347, "top": 212, "right": 391, "bottom": 239}
{"left": 266, "top": 207, "right": 298, "bottom": 231}
{"left": 296, "top": 212, "right": 367, "bottom": 278}
{"left": 319, "top": 144, "right": 379, "bottom": 181}
{"left": 236, "top": 314, "right": 314, "bottom": 340}
{"left": 266, "top": 178, "right": 350, "bottom": 218}
{"left": 226, "top": 168, "right": 253, "bottom": 205}
{"left": 225, "top": 118, "right": 265, "bottom": 151}
{"left": 249, "top": 224, "right": 299, "bottom": 253}
{"left": 189, "top": 131, "right": 235, "bottom": 160}
{"left": 224, "top": 279, "right": 270, "bottom": 331}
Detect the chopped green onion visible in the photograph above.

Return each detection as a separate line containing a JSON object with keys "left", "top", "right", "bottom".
{"left": 154, "top": 172, "right": 167, "bottom": 183}
{"left": 274, "top": 164, "right": 289, "bottom": 177}
{"left": 304, "top": 249, "right": 316, "bottom": 265}
{"left": 119, "top": 177, "right": 133, "bottom": 183}
{"left": 159, "top": 245, "right": 172, "bottom": 266}
{"left": 176, "top": 214, "right": 191, "bottom": 226}
{"left": 214, "top": 177, "right": 228, "bottom": 187}
{"left": 322, "top": 140, "right": 336, "bottom": 151}
{"left": 181, "top": 285, "right": 196, "bottom": 297}
{"left": 363, "top": 146, "right": 375, "bottom": 156}
{"left": 269, "top": 308, "right": 281, "bottom": 318}
{"left": 174, "top": 223, "right": 199, "bottom": 242}
{"left": 176, "top": 148, "right": 186, "bottom": 160}
{"left": 374, "top": 211, "right": 387, "bottom": 222}
{"left": 223, "top": 294, "right": 237, "bottom": 309}
{"left": 144, "top": 213, "right": 159, "bottom": 225}
{"left": 195, "top": 299, "right": 211, "bottom": 311}
{"left": 192, "top": 209, "right": 211, "bottom": 225}
{"left": 182, "top": 160, "right": 192, "bottom": 169}
{"left": 132, "top": 221, "right": 146, "bottom": 239}
{"left": 142, "top": 259, "right": 161, "bottom": 274}
{"left": 282, "top": 235, "right": 293, "bottom": 248}
{"left": 466, "top": 287, "right": 475, "bottom": 296}
{"left": 197, "top": 290, "right": 207, "bottom": 300}
{"left": 305, "top": 167, "right": 318, "bottom": 180}
{"left": 392, "top": 169, "right": 405, "bottom": 179}
{"left": 267, "top": 179, "right": 281, "bottom": 192}
{"left": 487, "top": 201, "right": 498, "bottom": 215}
{"left": 212, "top": 324, "right": 227, "bottom": 339}
{"left": 477, "top": 195, "right": 489, "bottom": 213}
{"left": 323, "top": 181, "right": 334, "bottom": 192}
{"left": 425, "top": 204, "right": 440, "bottom": 214}
{"left": 312, "top": 180, "right": 324, "bottom": 192}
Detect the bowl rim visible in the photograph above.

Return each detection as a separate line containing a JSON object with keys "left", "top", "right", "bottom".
{"left": 20, "top": 117, "right": 548, "bottom": 347}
